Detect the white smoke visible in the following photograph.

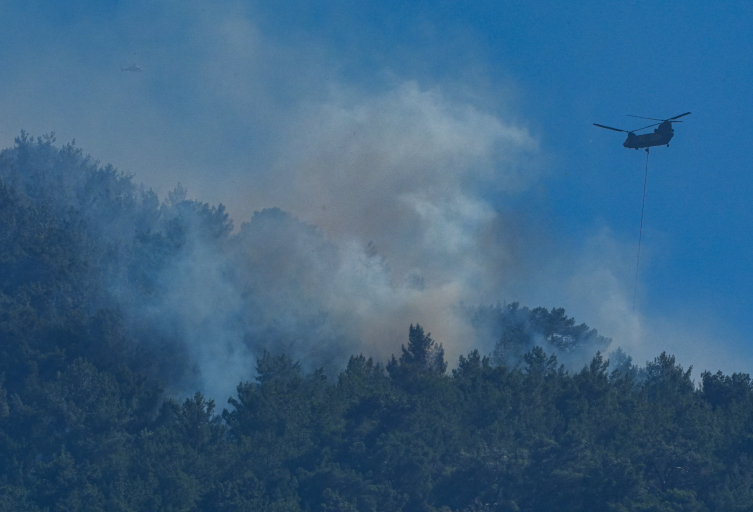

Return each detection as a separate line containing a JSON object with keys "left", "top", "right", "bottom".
{"left": 233, "top": 81, "right": 539, "bottom": 365}
{"left": 0, "top": 0, "right": 742, "bottom": 401}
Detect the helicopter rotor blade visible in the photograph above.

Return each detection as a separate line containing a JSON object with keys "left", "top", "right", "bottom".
{"left": 627, "top": 115, "right": 665, "bottom": 121}
{"left": 633, "top": 122, "right": 662, "bottom": 132}
{"left": 668, "top": 111, "right": 691, "bottom": 120}
{"left": 593, "top": 123, "right": 629, "bottom": 133}
{"left": 628, "top": 112, "right": 691, "bottom": 123}
{"left": 628, "top": 112, "right": 691, "bottom": 122}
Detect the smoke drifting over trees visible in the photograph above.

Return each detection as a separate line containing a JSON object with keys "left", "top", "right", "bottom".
{"left": 3, "top": 134, "right": 753, "bottom": 510}
{"left": 0, "top": 133, "right": 355, "bottom": 397}
{"left": 0, "top": 130, "right": 561, "bottom": 399}
{"left": 0, "top": 131, "right": 682, "bottom": 401}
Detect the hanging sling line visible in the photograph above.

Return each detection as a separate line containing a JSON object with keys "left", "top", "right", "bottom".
{"left": 633, "top": 148, "right": 649, "bottom": 311}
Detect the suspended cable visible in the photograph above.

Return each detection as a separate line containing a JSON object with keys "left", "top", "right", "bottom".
{"left": 633, "top": 149, "right": 649, "bottom": 311}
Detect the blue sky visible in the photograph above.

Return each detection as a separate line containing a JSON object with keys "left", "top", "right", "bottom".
{"left": 1, "top": 0, "right": 752, "bottom": 374}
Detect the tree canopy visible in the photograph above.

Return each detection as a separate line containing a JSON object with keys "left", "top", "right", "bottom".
{"left": 0, "top": 135, "right": 751, "bottom": 511}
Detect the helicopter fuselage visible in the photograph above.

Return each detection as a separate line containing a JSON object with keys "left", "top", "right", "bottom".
{"left": 594, "top": 112, "right": 690, "bottom": 150}
{"left": 623, "top": 121, "right": 674, "bottom": 149}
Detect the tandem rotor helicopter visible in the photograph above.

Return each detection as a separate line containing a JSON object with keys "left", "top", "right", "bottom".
{"left": 593, "top": 112, "right": 691, "bottom": 150}
{"left": 120, "top": 53, "right": 143, "bottom": 73}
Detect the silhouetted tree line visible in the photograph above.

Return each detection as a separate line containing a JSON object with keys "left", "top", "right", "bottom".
{"left": 470, "top": 302, "right": 612, "bottom": 367}
{"left": 0, "top": 135, "right": 752, "bottom": 510}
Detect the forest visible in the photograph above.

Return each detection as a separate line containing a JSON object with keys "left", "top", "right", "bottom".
{"left": 0, "top": 134, "right": 752, "bottom": 511}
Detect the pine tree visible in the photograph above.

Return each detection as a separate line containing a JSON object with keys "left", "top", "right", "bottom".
{"left": 387, "top": 324, "right": 447, "bottom": 380}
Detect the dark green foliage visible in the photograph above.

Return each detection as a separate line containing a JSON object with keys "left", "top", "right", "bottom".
{"left": 470, "top": 302, "right": 611, "bottom": 367}
{"left": 1, "top": 134, "right": 753, "bottom": 511}
{"left": 387, "top": 324, "right": 447, "bottom": 386}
